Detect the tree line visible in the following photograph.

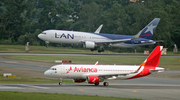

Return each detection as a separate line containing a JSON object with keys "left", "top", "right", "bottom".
{"left": 0, "top": 0, "right": 180, "bottom": 50}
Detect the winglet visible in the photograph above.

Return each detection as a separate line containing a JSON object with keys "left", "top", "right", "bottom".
{"left": 94, "top": 24, "right": 103, "bottom": 33}
{"left": 95, "top": 61, "right": 99, "bottom": 65}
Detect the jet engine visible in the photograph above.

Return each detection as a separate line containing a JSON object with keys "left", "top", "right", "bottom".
{"left": 84, "top": 41, "right": 95, "bottom": 48}
{"left": 86, "top": 76, "right": 99, "bottom": 84}
{"left": 73, "top": 79, "right": 86, "bottom": 83}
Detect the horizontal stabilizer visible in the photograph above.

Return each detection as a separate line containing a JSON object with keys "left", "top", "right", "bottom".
{"left": 149, "top": 69, "right": 164, "bottom": 73}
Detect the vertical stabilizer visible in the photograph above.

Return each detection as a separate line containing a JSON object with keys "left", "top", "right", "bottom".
{"left": 141, "top": 46, "right": 163, "bottom": 67}
{"left": 139, "top": 18, "right": 160, "bottom": 39}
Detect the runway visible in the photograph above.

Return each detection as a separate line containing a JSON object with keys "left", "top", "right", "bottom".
{"left": 0, "top": 52, "right": 180, "bottom": 57}
{"left": 1, "top": 82, "right": 180, "bottom": 100}
{"left": 0, "top": 53, "right": 180, "bottom": 100}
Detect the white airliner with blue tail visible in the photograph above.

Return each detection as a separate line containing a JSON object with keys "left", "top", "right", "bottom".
{"left": 38, "top": 18, "right": 160, "bottom": 52}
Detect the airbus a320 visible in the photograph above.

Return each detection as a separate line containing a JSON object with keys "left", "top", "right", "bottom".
{"left": 44, "top": 46, "right": 164, "bottom": 86}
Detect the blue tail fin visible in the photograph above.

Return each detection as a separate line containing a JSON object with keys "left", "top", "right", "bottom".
{"left": 139, "top": 18, "right": 160, "bottom": 39}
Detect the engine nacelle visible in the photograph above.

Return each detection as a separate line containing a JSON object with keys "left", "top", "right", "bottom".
{"left": 87, "top": 76, "right": 99, "bottom": 84}
{"left": 73, "top": 79, "right": 86, "bottom": 83}
{"left": 84, "top": 41, "right": 95, "bottom": 48}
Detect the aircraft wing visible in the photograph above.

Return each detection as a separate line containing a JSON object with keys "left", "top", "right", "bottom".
{"left": 94, "top": 30, "right": 142, "bottom": 44}
{"left": 95, "top": 38, "right": 133, "bottom": 44}
{"left": 82, "top": 66, "right": 142, "bottom": 79}
{"left": 82, "top": 72, "right": 137, "bottom": 80}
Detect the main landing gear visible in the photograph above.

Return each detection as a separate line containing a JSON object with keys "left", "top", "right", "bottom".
{"left": 95, "top": 83, "right": 99, "bottom": 86}
{"left": 94, "top": 82, "right": 109, "bottom": 86}
{"left": 103, "top": 82, "right": 109, "bottom": 86}
{"left": 59, "top": 78, "right": 62, "bottom": 86}
{"left": 91, "top": 48, "right": 105, "bottom": 53}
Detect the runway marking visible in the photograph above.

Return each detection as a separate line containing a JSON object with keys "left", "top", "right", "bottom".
{"left": 133, "top": 90, "right": 137, "bottom": 92}
{"left": 0, "top": 61, "right": 17, "bottom": 63}
{"left": 29, "top": 88, "right": 37, "bottom": 90}
{"left": 19, "top": 84, "right": 49, "bottom": 89}
{"left": 165, "top": 76, "right": 168, "bottom": 78}
{"left": 0, "top": 86, "right": 24, "bottom": 89}
{"left": 79, "top": 89, "right": 84, "bottom": 91}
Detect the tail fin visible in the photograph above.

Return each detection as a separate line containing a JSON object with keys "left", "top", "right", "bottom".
{"left": 141, "top": 46, "right": 163, "bottom": 67}
{"left": 139, "top": 18, "right": 160, "bottom": 39}
{"left": 128, "top": 46, "right": 163, "bottom": 79}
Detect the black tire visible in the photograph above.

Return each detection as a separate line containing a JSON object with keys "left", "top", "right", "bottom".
{"left": 95, "top": 83, "right": 99, "bottom": 86}
{"left": 91, "top": 49, "right": 94, "bottom": 51}
{"left": 103, "top": 82, "right": 109, "bottom": 86}
{"left": 59, "top": 82, "right": 62, "bottom": 86}
{"left": 101, "top": 48, "right": 104, "bottom": 52}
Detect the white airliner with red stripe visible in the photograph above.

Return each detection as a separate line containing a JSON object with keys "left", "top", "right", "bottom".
{"left": 44, "top": 46, "right": 164, "bottom": 86}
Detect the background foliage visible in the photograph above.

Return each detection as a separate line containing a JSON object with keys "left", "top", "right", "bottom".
{"left": 0, "top": 0, "right": 180, "bottom": 50}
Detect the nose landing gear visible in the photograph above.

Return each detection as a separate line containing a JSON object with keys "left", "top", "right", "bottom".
{"left": 59, "top": 78, "right": 62, "bottom": 86}
{"left": 45, "top": 41, "right": 49, "bottom": 48}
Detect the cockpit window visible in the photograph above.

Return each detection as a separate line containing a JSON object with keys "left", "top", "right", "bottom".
{"left": 41, "top": 33, "right": 46, "bottom": 34}
{"left": 50, "top": 68, "right": 57, "bottom": 70}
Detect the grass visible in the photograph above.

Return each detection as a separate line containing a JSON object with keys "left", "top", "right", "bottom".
{"left": 0, "top": 45, "right": 121, "bottom": 54}
{"left": 1, "top": 44, "right": 179, "bottom": 54}
{"left": 0, "top": 91, "right": 141, "bottom": 100}
{"left": 0, "top": 74, "right": 73, "bottom": 84}
{"left": 6, "top": 55, "right": 180, "bottom": 70}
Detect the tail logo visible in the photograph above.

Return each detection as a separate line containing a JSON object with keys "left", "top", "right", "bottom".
{"left": 144, "top": 24, "right": 156, "bottom": 34}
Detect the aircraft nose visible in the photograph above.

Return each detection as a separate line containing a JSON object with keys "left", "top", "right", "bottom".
{"left": 44, "top": 70, "right": 51, "bottom": 77}
{"left": 38, "top": 34, "right": 42, "bottom": 39}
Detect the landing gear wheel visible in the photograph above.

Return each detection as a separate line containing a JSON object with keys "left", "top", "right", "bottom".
{"left": 59, "top": 82, "right": 62, "bottom": 85}
{"left": 90, "top": 49, "right": 94, "bottom": 51}
{"left": 101, "top": 49, "right": 104, "bottom": 52}
{"left": 46, "top": 44, "right": 48, "bottom": 48}
{"left": 95, "top": 83, "right": 99, "bottom": 86}
{"left": 45, "top": 41, "right": 49, "bottom": 48}
{"left": 59, "top": 78, "right": 62, "bottom": 86}
{"left": 103, "top": 82, "right": 109, "bottom": 86}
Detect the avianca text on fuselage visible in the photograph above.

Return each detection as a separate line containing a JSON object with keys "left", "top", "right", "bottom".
{"left": 68, "top": 67, "right": 98, "bottom": 73}
{"left": 55, "top": 33, "right": 74, "bottom": 39}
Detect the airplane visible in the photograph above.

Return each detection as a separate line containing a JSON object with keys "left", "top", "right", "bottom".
{"left": 38, "top": 18, "right": 160, "bottom": 52}
{"left": 44, "top": 46, "right": 164, "bottom": 86}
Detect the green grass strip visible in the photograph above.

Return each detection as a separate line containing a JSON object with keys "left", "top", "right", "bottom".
{"left": 0, "top": 91, "right": 141, "bottom": 100}
{"left": 0, "top": 75, "right": 73, "bottom": 84}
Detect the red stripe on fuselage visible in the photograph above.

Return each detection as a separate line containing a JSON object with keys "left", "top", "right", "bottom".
{"left": 140, "top": 34, "right": 152, "bottom": 37}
